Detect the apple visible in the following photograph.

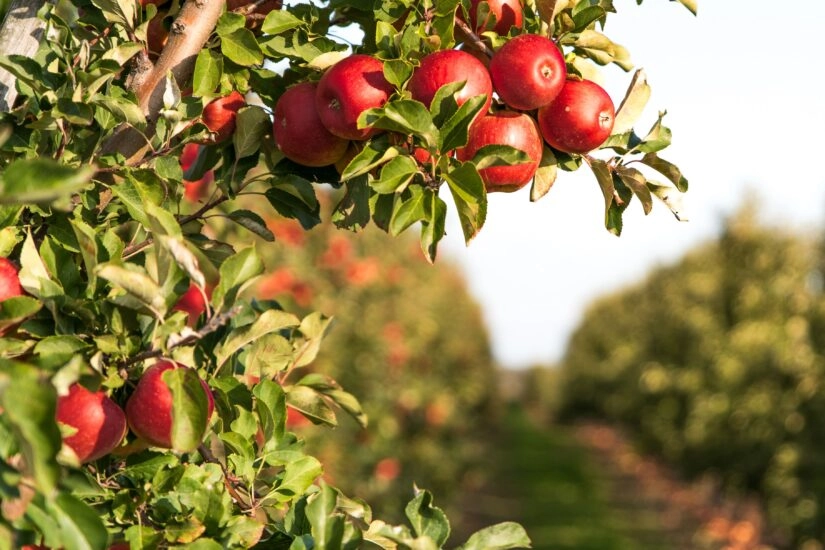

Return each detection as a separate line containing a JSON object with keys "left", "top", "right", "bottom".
{"left": 537, "top": 78, "right": 615, "bottom": 154}
{"left": 461, "top": 0, "right": 523, "bottom": 35}
{"left": 408, "top": 49, "right": 492, "bottom": 118}
{"left": 140, "top": 0, "right": 168, "bottom": 6}
{"left": 274, "top": 82, "right": 350, "bottom": 167}
{"left": 201, "top": 91, "right": 246, "bottom": 143}
{"left": 56, "top": 383, "right": 127, "bottom": 463}
{"left": 146, "top": 13, "right": 168, "bottom": 58}
{"left": 172, "top": 282, "right": 213, "bottom": 326}
{"left": 179, "top": 143, "right": 214, "bottom": 203}
{"left": 125, "top": 361, "right": 215, "bottom": 449}
{"left": 456, "top": 111, "right": 543, "bottom": 192}
{"left": 0, "top": 257, "right": 23, "bottom": 302}
{"left": 489, "top": 34, "right": 566, "bottom": 111}
{"left": 315, "top": 54, "right": 395, "bottom": 141}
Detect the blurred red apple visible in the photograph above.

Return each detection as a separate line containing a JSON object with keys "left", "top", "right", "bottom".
{"left": 172, "top": 282, "right": 213, "bottom": 326}
{"left": 0, "top": 257, "right": 23, "bottom": 302}
{"left": 56, "top": 384, "right": 127, "bottom": 463}
{"left": 179, "top": 143, "right": 214, "bottom": 203}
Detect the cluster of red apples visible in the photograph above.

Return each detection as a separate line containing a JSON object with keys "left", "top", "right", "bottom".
{"left": 274, "top": 5, "right": 616, "bottom": 193}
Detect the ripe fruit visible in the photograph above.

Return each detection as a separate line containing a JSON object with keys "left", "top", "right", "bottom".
{"left": 462, "top": 0, "right": 523, "bottom": 35}
{"left": 125, "top": 361, "right": 215, "bottom": 449}
{"left": 538, "top": 79, "right": 615, "bottom": 154}
{"left": 456, "top": 111, "right": 543, "bottom": 192}
{"left": 56, "top": 384, "right": 127, "bottom": 463}
{"left": 315, "top": 54, "right": 394, "bottom": 141}
{"left": 172, "top": 282, "right": 212, "bottom": 326}
{"left": 489, "top": 34, "right": 566, "bottom": 111}
{"left": 408, "top": 49, "right": 493, "bottom": 118}
{"left": 179, "top": 143, "right": 214, "bottom": 203}
{"left": 274, "top": 82, "right": 350, "bottom": 167}
{"left": 146, "top": 13, "right": 168, "bottom": 58}
{"left": 201, "top": 91, "right": 246, "bottom": 143}
{"left": 0, "top": 258, "right": 23, "bottom": 302}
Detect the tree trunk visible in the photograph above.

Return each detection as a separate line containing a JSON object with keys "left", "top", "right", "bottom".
{"left": 0, "top": 0, "right": 48, "bottom": 112}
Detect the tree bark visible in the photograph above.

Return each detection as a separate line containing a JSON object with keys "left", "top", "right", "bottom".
{"left": 0, "top": 0, "right": 48, "bottom": 112}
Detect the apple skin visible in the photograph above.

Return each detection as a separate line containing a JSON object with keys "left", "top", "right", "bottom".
{"left": 315, "top": 54, "right": 395, "bottom": 141}
{"left": 0, "top": 257, "right": 23, "bottom": 302}
{"left": 489, "top": 34, "right": 566, "bottom": 111}
{"left": 172, "top": 282, "right": 213, "bottom": 326}
{"left": 461, "top": 0, "right": 523, "bottom": 35}
{"left": 201, "top": 91, "right": 246, "bottom": 143}
{"left": 456, "top": 111, "right": 543, "bottom": 193}
{"left": 56, "top": 384, "right": 127, "bottom": 463}
{"left": 274, "top": 82, "right": 350, "bottom": 167}
{"left": 537, "top": 78, "right": 615, "bottom": 154}
{"left": 179, "top": 143, "right": 214, "bottom": 203}
{"left": 146, "top": 13, "right": 168, "bottom": 58}
{"left": 125, "top": 361, "right": 215, "bottom": 449}
{"left": 408, "top": 49, "right": 493, "bottom": 118}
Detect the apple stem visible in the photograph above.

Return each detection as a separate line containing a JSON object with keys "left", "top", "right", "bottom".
{"left": 454, "top": 18, "right": 495, "bottom": 58}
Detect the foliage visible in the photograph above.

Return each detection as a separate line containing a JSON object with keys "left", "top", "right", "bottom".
{"left": 0, "top": 0, "right": 691, "bottom": 547}
{"left": 558, "top": 203, "right": 825, "bottom": 546}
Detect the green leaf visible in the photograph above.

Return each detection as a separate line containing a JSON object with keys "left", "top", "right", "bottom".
{"left": 227, "top": 210, "right": 275, "bottom": 241}
{"left": 572, "top": 30, "right": 632, "bottom": 71}
{"left": 265, "top": 175, "right": 321, "bottom": 230}
{"left": 420, "top": 192, "right": 447, "bottom": 263}
{"left": 640, "top": 152, "right": 688, "bottom": 192}
{"left": 383, "top": 59, "right": 414, "bottom": 88}
{"left": 429, "top": 81, "right": 466, "bottom": 126}
{"left": 530, "top": 146, "right": 558, "bottom": 202}
{"left": 472, "top": 144, "right": 531, "bottom": 171}
{"left": 586, "top": 158, "right": 620, "bottom": 234}
{"left": 164, "top": 367, "right": 211, "bottom": 453}
{"left": 193, "top": 50, "right": 223, "bottom": 97}
{"left": 675, "top": 0, "right": 697, "bottom": 15}
{"left": 571, "top": 5, "right": 606, "bottom": 31}
{"left": 359, "top": 100, "right": 439, "bottom": 149}
{"left": 340, "top": 139, "right": 401, "bottom": 181}
{"left": 0, "top": 296, "right": 42, "bottom": 334}
{"left": 0, "top": 159, "right": 93, "bottom": 205}
{"left": 457, "top": 522, "right": 532, "bottom": 550}
{"left": 294, "top": 312, "right": 333, "bottom": 368}
{"left": 34, "top": 335, "right": 88, "bottom": 370}
{"left": 286, "top": 385, "right": 337, "bottom": 426}
{"left": 277, "top": 456, "right": 323, "bottom": 501}
{"left": 439, "top": 94, "right": 487, "bottom": 152}
{"left": 389, "top": 185, "right": 428, "bottom": 236}
{"left": 637, "top": 112, "right": 672, "bottom": 153}
{"left": 0, "top": 362, "right": 61, "bottom": 493}
{"left": 254, "top": 378, "right": 286, "bottom": 446}
{"left": 50, "top": 492, "right": 110, "bottom": 550}
{"left": 98, "top": 263, "right": 166, "bottom": 316}
{"left": 372, "top": 155, "right": 418, "bottom": 194}
{"left": 261, "top": 10, "right": 304, "bottom": 34}
{"left": 647, "top": 180, "right": 688, "bottom": 221}
{"left": 405, "top": 489, "right": 451, "bottom": 547}
{"left": 234, "top": 106, "right": 271, "bottom": 158}
{"left": 332, "top": 176, "right": 371, "bottom": 231}
{"left": 214, "top": 309, "right": 300, "bottom": 369}
{"left": 306, "top": 482, "right": 345, "bottom": 548}
{"left": 219, "top": 28, "right": 264, "bottom": 67}
{"left": 112, "top": 170, "right": 166, "bottom": 227}
{"left": 444, "top": 163, "right": 487, "bottom": 244}
{"left": 213, "top": 246, "right": 265, "bottom": 309}
{"left": 615, "top": 165, "right": 652, "bottom": 215}
{"left": 612, "top": 69, "right": 650, "bottom": 135}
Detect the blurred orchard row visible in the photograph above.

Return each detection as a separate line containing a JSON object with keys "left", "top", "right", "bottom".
{"left": 534, "top": 203, "right": 825, "bottom": 547}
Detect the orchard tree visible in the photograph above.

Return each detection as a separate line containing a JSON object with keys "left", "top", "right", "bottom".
{"left": 0, "top": 0, "right": 693, "bottom": 547}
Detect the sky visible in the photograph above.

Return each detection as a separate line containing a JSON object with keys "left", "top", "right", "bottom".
{"left": 440, "top": 0, "right": 825, "bottom": 368}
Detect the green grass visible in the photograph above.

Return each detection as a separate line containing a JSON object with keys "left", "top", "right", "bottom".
{"left": 455, "top": 405, "right": 671, "bottom": 550}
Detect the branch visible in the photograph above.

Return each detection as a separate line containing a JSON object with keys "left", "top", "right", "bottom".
{"left": 0, "top": 0, "right": 49, "bottom": 112}
{"left": 101, "top": 0, "right": 226, "bottom": 164}
{"left": 454, "top": 18, "right": 495, "bottom": 58}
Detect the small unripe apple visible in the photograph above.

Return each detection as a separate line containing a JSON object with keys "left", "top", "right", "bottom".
{"left": 201, "top": 91, "right": 246, "bottom": 143}
{"left": 408, "top": 49, "right": 492, "bottom": 119}
{"left": 461, "top": 0, "right": 523, "bottom": 35}
{"left": 537, "top": 79, "right": 615, "bottom": 154}
{"left": 125, "top": 361, "right": 215, "bottom": 449}
{"left": 489, "top": 34, "right": 566, "bottom": 111}
{"left": 56, "top": 384, "right": 127, "bottom": 463}
{"left": 172, "top": 282, "right": 213, "bottom": 326}
{"left": 456, "top": 111, "right": 543, "bottom": 192}
{"left": 0, "top": 257, "right": 23, "bottom": 302}
{"left": 315, "top": 54, "right": 395, "bottom": 141}
{"left": 274, "top": 82, "right": 350, "bottom": 167}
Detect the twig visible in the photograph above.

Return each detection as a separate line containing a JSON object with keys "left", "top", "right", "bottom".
{"left": 454, "top": 18, "right": 495, "bottom": 58}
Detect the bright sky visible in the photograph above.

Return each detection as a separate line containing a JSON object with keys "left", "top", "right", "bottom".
{"left": 441, "top": 0, "right": 825, "bottom": 368}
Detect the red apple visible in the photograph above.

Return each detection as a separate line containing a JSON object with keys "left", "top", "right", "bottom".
{"left": 146, "top": 13, "right": 168, "bottom": 58}
{"left": 274, "top": 82, "right": 350, "bottom": 167}
{"left": 0, "top": 257, "right": 23, "bottom": 302}
{"left": 227, "top": 0, "right": 282, "bottom": 29}
{"left": 179, "top": 143, "right": 214, "bottom": 203}
{"left": 456, "top": 111, "right": 543, "bottom": 192}
{"left": 408, "top": 49, "right": 492, "bottom": 118}
{"left": 537, "top": 78, "right": 615, "bottom": 154}
{"left": 56, "top": 384, "right": 127, "bottom": 463}
{"left": 172, "top": 282, "right": 213, "bottom": 326}
{"left": 489, "top": 34, "right": 566, "bottom": 111}
{"left": 201, "top": 91, "right": 246, "bottom": 143}
{"left": 315, "top": 54, "right": 395, "bottom": 141}
{"left": 461, "top": 0, "right": 523, "bottom": 35}
{"left": 125, "top": 361, "right": 215, "bottom": 449}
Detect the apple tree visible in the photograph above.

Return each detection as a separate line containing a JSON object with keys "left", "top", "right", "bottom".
{"left": 0, "top": 0, "right": 693, "bottom": 547}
